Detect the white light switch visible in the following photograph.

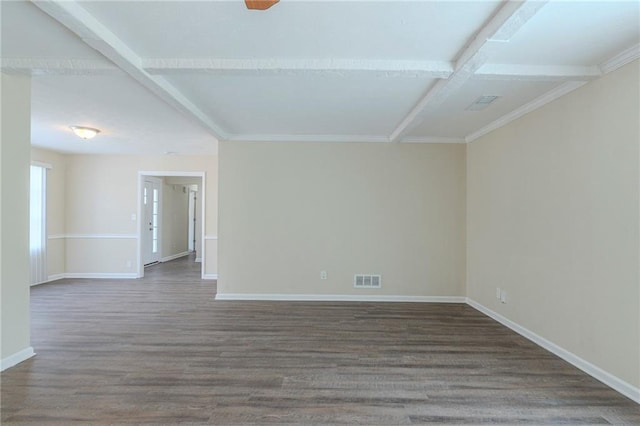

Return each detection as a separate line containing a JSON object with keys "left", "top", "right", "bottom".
{"left": 131, "top": 213, "right": 137, "bottom": 221}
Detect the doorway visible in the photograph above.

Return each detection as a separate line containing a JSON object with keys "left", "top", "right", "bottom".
{"left": 142, "top": 177, "right": 162, "bottom": 266}
{"left": 137, "top": 171, "right": 206, "bottom": 279}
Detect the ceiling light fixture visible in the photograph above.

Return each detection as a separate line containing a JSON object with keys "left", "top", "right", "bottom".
{"left": 70, "top": 126, "right": 100, "bottom": 140}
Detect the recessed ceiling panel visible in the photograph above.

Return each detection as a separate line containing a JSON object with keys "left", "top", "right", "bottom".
{"left": 406, "top": 79, "right": 562, "bottom": 139}
{"left": 31, "top": 74, "right": 217, "bottom": 155}
{"left": 79, "top": 1, "right": 500, "bottom": 60}
{"left": 166, "top": 72, "right": 435, "bottom": 136}
{"left": 490, "top": 1, "right": 640, "bottom": 66}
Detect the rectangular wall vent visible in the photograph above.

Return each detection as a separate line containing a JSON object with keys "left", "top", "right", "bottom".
{"left": 465, "top": 95, "right": 500, "bottom": 111}
{"left": 354, "top": 274, "right": 382, "bottom": 289}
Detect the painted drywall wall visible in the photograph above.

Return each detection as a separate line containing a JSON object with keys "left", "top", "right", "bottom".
{"left": 218, "top": 142, "right": 466, "bottom": 297}
{"left": 63, "top": 154, "right": 218, "bottom": 277}
{"left": 1, "top": 73, "right": 33, "bottom": 364}
{"left": 30, "top": 147, "right": 66, "bottom": 279}
{"left": 467, "top": 60, "right": 640, "bottom": 388}
{"left": 161, "top": 180, "right": 189, "bottom": 259}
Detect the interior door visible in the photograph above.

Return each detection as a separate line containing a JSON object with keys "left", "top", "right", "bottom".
{"left": 143, "top": 178, "right": 162, "bottom": 265}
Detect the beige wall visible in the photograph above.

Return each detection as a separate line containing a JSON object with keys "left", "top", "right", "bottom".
{"left": 218, "top": 142, "right": 466, "bottom": 296}
{"left": 31, "top": 147, "right": 66, "bottom": 278}
{"left": 161, "top": 179, "right": 189, "bottom": 259}
{"left": 467, "top": 60, "right": 640, "bottom": 388}
{"left": 1, "top": 73, "right": 32, "bottom": 362}
{"left": 64, "top": 154, "right": 218, "bottom": 277}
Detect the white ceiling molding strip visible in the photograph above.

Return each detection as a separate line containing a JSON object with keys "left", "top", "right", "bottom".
{"left": 31, "top": 0, "right": 228, "bottom": 141}
{"left": 0, "top": 57, "right": 119, "bottom": 75}
{"left": 400, "top": 137, "right": 465, "bottom": 144}
{"left": 464, "top": 81, "right": 587, "bottom": 143}
{"left": 227, "top": 134, "right": 391, "bottom": 143}
{"left": 389, "top": 0, "right": 548, "bottom": 143}
{"left": 599, "top": 43, "right": 640, "bottom": 75}
{"left": 142, "top": 58, "right": 453, "bottom": 78}
{"left": 473, "top": 64, "right": 602, "bottom": 81}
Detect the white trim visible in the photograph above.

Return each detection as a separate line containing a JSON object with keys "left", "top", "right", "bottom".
{"left": 47, "top": 234, "right": 65, "bottom": 240}
{"left": 400, "top": 136, "right": 466, "bottom": 144}
{"left": 204, "top": 235, "right": 218, "bottom": 240}
{"left": 600, "top": 43, "right": 640, "bottom": 75}
{"left": 46, "top": 273, "right": 66, "bottom": 282}
{"left": 137, "top": 171, "right": 206, "bottom": 280}
{"left": 142, "top": 57, "right": 452, "bottom": 78}
{"left": 61, "top": 234, "right": 138, "bottom": 239}
{"left": 31, "top": 160, "right": 53, "bottom": 169}
{"left": 195, "top": 257, "right": 202, "bottom": 263}
{"left": 30, "top": 273, "right": 66, "bottom": 286}
{"left": 161, "top": 251, "right": 190, "bottom": 262}
{"left": 474, "top": 64, "right": 601, "bottom": 81}
{"left": 215, "top": 293, "right": 466, "bottom": 303}
{"left": 1, "top": 347, "right": 35, "bottom": 371}
{"left": 64, "top": 272, "right": 137, "bottom": 279}
{"left": 227, "top": 134, "right": 390, "bottom": 144}
{"left": 466, "top": 298, "right": 640, "bottom": 404}
{"left": 2, "top": 57, "right": 118, "bottom": 75}
{"left": 465, "top": 81, "right": 586, "bottom": 143}
{"left": 202, "top": 273, "right": 218, "bottom": 280}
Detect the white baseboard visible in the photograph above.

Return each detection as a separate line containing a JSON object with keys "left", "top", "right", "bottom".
{"left": 215, "top": 293, "right": 466, "bottom": 303}
{"left": 1, "top": 347, "right": 35, "bottom": 371}
{"left": 64, "top": 272, "right": 137, "bottom": 279}
{"left": 195, "top": 258, "right": 202, "bottom": 263}
{"left": 466, "top": 298, "right": 640, "bottom": 404}
{"left": 202, "top": 273, "right": 218, "bottom": 280}
{"left": 31, "top": 273, "right": 67, "bottom": 286}
{"left": 47, "top": 273, "right": 66, "bottom": 282}
{"left": 161, "top": 251, "right": 190, "bottom": 262}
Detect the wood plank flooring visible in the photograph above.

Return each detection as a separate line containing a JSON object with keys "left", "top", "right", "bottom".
{"left": 2, "top": 255, "right": 639, "bottom": 424}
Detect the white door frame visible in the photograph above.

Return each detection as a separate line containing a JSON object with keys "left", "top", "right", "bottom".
{"left": 137, "top": 171, "right": 206, "bottom": 279}
{"left": 142, "top": 176, "right": 163, "bottom": 266}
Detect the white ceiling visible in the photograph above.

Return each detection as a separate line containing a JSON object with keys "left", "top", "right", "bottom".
{"left": 1, "top": 0, "right": 639, "bottom": 155}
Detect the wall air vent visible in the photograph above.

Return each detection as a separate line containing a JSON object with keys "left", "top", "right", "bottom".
{"left": 465, "top": 95, "right": 500, "bottom": 111}
{"left": 354, "top": 274, "right": 382, "bottom": 289}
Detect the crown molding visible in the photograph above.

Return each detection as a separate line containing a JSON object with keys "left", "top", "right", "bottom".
{"left": 227, "top": 134, "right": 390, "bottom": 143}
{"left": 400, "top": 136, "right": 465, "bottom": 144}
{"left": 599, "top": 43, "right": 640, "bottom": 75}
{"left": 465, "top": 81, "right": 587, "bottom": 143}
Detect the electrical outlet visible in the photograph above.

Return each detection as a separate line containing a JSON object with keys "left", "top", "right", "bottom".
{"left": 496, "top": 288, "right": 501, "bottom": 299}
{"left": 500, "top": 291, "right": 507, "bottom": 304}
{"left": 320, "top": 270, "right": 327, "bottom": 280}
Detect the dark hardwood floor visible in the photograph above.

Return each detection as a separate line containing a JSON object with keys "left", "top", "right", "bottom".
{"left": 2, "top": 255, "right": 639, "bottom": 424}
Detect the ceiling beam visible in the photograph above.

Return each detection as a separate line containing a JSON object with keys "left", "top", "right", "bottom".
{"left": 142, "top": 58, "right": 453, "bottom": 78}
{"left": 0, "top": 57, "right": 119, "bottom": 75}
{"left": 389, "top": 0, "right": 548, "bottom": 142}
{"left": 31, "top": 0, "right": 228, "bottom": 141}
{"left": 474, "top": 64, "right": 602, "bottom": 81}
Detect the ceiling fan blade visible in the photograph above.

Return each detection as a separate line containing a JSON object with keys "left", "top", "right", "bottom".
{"left": 245, "top": 0, "right": 279, "bottom": 10}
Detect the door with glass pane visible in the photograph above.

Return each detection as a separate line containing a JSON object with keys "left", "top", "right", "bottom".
{"left": 143, "top": 177, "right": 162, "bottom": 265}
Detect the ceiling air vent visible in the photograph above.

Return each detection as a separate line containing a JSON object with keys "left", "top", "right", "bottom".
{"left": 354, "top": 274, "right": 381, "bottom": 289}
{"left": 465, "top": 95, "right": 500, "bottom": 111}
